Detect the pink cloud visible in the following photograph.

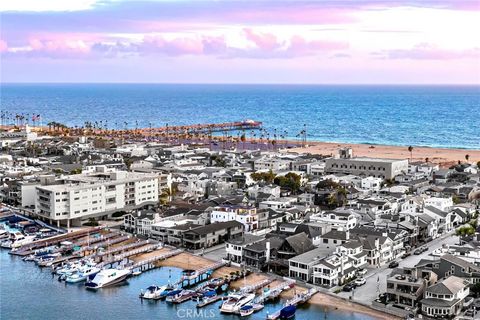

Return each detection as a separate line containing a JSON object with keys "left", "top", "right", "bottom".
{"left": 0, "top": 40, "right": 8, "bottom": 52}
{"left": 287, "top": 35, "right": 348, "bottom": 55}
{"left": 375, "top": 43, "right": 480, "bottom": 60}
{"left": 244, "top": 28, "right": 281, "bottom": 51}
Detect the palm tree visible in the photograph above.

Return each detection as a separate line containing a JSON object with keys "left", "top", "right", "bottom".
{"left": 466, "top": 154, "right": 470, "bottom": 162}
{"left": 408, "top": 146, "right": 413, "bottom": 161}
{"left": 425, "top": 157, "right": 429, "bottom": 163}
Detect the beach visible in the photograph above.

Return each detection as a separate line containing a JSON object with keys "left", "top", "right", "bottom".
{"left": 154, "top": 250, "right": 398, "bottom": 320}
{"left": 290, "top": 141, "right": 480, "bottom": 168}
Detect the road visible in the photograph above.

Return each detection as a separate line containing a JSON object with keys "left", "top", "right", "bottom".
{"left": 337, "top": 231, "right": 458, "bottom": 304}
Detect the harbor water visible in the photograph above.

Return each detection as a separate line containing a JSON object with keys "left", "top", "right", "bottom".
{"left": 0, "top": 250, "right": 375, "bottom": 320}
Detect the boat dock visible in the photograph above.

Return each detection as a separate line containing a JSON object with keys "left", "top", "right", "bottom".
{"left": 127, "top": 249, "right": 183, "bottom": 271}
{"left": 97, "top": 243, "right": 164, "bottom": 268}
{"left": 196, "top": 295, "right": 222, "bottom": 308}
{"left": 257, "top": 279, "right": 296, "bottom": 304}
{"left": 10, "top": 227, "right": 105, "bottom": 256}
{"left": 176, "top": 261, "right": 227, "bottom": 288}
{"left": 241, "top": 278, "right": 274, "bottom": 294}
{"left": 266, "top": 288, "right": 318, "bottom": 320}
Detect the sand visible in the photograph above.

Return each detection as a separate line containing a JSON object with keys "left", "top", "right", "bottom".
{"left": 280, "top": 286, "right": 400, "bottom": 320}
{"left": 153, "top": 252, "right": 397, "bottom": 319}
{"left": 289, "top": 141, "right": 480, "bottom": 168}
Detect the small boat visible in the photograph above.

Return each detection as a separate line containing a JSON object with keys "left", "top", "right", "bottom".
{"left": 65, "top": 267, "right": 100, "bottom": 283}
{"left": 85, "top": 268, "right": 131, "bottom": 289}
{"left": 196, "top": 290, "right": 221, "bottom": 308}
{"left": 279, "top": 305, "right": 296, "bottom": 319}
{"left": 132, "top": 270, "right": 142, "bottom": 276}
{"left": 239, "top": 303, "right": 264, "bottom": 316}
{"left": 166, "top": 289, "right": 196, "bottom": 303}
{"left": 140, "top": 285, "right": 164, "bottom": 300}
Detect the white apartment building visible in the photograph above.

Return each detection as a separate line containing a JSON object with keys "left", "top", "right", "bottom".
{"left": 424, "top": 197, "right": 453, "bottom": 211}
{"left": 210, "top": 205, "right": 258, "bottom": 232}
{"left": 309, "top": 210, "right": 357, "bottom": 230}
{"left": 325, "top": 150, "right": 408, "bottom": 179}
{"left": 35, "top": 167, "right": 158, "bottom": 227}
{"left": 254, "top": 158, "right": 290, "bottom": 171}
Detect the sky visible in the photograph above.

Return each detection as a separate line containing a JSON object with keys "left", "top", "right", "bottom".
{"left": 0, "top": 0, "right": 479, "bottom": 84}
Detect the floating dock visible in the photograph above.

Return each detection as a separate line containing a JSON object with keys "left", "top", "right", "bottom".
{"left": 257, "top": 279, "right": 296, "bottom": 304}
{"left": 127, "top": 249, "right": 183, "bottom": 271}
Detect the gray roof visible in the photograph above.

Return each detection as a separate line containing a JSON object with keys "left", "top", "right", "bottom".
{"left": 226, "top": 233, "right": 263, "bottom": 246}
{"left": 426, "top": 276, "right": 468, "bottom": 295}
{"left": 288, "top": 247, "right": 332, "bottom": 265}
{"left": 322, "top": 230, "right": 348, "bottom": 241}
{"left": 420, "top": 298, "right": 460, "bottom": 308}
{"left": 424, "top": 206, "right": 448, "bottom": 218}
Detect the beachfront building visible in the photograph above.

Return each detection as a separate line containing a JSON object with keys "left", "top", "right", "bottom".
{"left": 420, "top": 276, "right": 470, "bottom": 318}
{"left": 325, "top": 149, "right": 408, "bottom": 179}
{"left": 35, "top": 167, "right": 159, "bottom": 227}
{"left": 210, "top": 204, "right": 259, "bottom": 232}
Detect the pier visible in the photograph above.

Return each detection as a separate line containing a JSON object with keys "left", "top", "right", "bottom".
{"left": 127, "top": 249, "right": 183, "bottom": 271}
{"left": 266, "top": 288, "right": 318, "bottom": 320}
{"left": 240, "top": 278, "right": 274, "bottom": 293}
{"left": 257, "top": 279, "right": 296, "bottom": 304}
{"left": 96, "top": 243, "right": 164, "bottom": 268}
{"left": 175, "top": 261, "right": 227, "bottom": 288}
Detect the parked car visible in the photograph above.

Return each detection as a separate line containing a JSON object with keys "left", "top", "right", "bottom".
{"left": 354, "top": 278, "right": 366, "bottom": 286}
{"left": 414, "top": 249, "right": 422, "bottom": 255}
{"left": 356, "top": 268, "right": 367, "bottom": 276}
{"left": 342, "top": 283, "right": 356, "bottom": 292}
{"left": 464, "top": 309, "right": 475, "bottom": 317}
{"left": 401, "top": 252, "right": 411, "bottom": 259}
{"left": 388, "top": 261, "right": 399, "bottom": 268}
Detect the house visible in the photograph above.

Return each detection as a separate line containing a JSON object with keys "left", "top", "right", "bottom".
{"left": 210, "top": 204, "right": 258, "bottom": 232}
{"left": 182, "top": 221, "right": 244, "bottom": 250}
{"left": 309, "top": 209, "right": 357, "bottom": 230}
{"left": 420, "top": 276, "right": 470, "bottom": 318}
{"left": 225, "top": 234, "right": 264, "bottom": 265}
{"left": 288, "top": 247, "right": 332, "bottom": 282}
{"left": 312, "top": 240, "right": 368, "bottom": 287}
{"left": 386, "top": 267, "right": 436, "bottom": 308}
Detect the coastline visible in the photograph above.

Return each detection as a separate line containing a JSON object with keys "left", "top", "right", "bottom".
{"left": 289, "top": 141, "right": 480, "bottom": 168}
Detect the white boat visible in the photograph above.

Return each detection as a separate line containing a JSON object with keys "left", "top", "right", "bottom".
{"left": 66, "top": 267, "right": 101, "bottom": 283}
{"left": 141, "top": 285, "right": 164, "bottom": 299}
{"left": 85, "top": 268, "right": 131, "bottom": 289}
{"left": 11, "top": 235, "right": 36, "bottom": 250}
{"left": 220, "top": 292, "right": 256, "bottom": 313}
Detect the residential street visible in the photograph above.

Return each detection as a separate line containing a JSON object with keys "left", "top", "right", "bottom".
{"left": 337, "top": 231, "right": 458, "bottom": 305}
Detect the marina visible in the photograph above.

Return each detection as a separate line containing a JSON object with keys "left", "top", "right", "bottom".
{"left": 0, "top": 211, "right": 374, "bottom": 320}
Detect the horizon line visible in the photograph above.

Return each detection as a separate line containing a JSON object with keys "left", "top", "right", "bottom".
{"left": 1, "top": 82, "right": 480, "bottom": 86}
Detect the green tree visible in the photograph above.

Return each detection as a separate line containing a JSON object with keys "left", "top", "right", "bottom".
{"left": 465, "top": 154, "right": 470, "bottom": 162}
{"left": 408, "top": 146, "right": 414, "bottom": 161}
{"left": 452, "top": 194, "right": 461, "bottom": 205}
{"left": 470, "top": 283, "right": 480, "bottom": 297}
{"left": 251, "top": 170, "right": 276, "bottom": 184}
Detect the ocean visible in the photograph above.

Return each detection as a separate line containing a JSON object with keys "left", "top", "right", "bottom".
{"left": 0, "top": 250, "right": 374, "bottom": 320}
{"left": 1, "top": 84, "right": 479, "bottom": 149}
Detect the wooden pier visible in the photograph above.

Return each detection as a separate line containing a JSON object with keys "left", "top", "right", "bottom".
{"left": 257, "top": 279, "right": 295, "bottom": 304}
{"left": 176, "top": 261, "right": 227, "bottom": 288}
{"left": 240, "top": 278, "right": 274, "bottom": 294}
{"left": 266, "top": 288, "right": 318, "bottom": 320}
{"left": 127, "top": 249, "right": 183, "bottom": 271}
{"left": 97, "top": 243, "right": 163, "bottom": 268}
{"left": 92, "top": 239, "right": 148, "bottom": 258}
{"left": 141, "top": 120, "right": 263, "bottom": 135}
